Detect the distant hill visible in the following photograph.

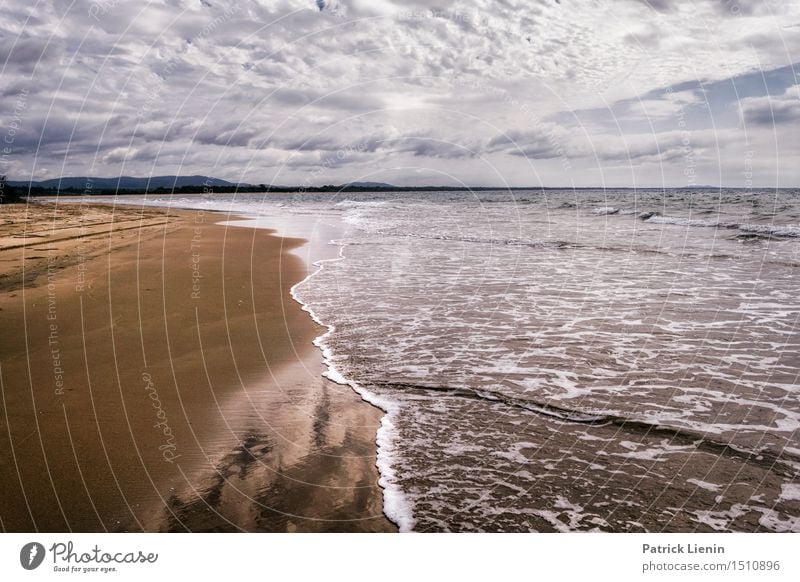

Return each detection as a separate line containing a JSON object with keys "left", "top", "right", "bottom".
{"left": 6, "top": 177, "right": 755, "bottom": 197}
{"left": 9, "top": 175, "right": 243, "bottom": 191}
{"left": 346, "top": 181, "right": 396, "bottom": 189}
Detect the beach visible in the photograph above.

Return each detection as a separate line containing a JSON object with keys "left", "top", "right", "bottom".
{"left": 2, "top": 189, "right": 798, "bottom": 534}
{"left": 0, "top": 200, "right": 394, "bottom": 533}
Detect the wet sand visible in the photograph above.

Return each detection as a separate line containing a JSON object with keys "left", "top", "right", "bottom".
{"left": 0, "top": 200, "right": 394, "bottom": 532}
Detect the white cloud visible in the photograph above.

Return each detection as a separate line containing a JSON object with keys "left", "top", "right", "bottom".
{"left": 740, "top": 84, "right": 800, "bottom": 126}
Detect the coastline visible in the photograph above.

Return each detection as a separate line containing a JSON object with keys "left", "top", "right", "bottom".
{"left": 0, "top": 201, "right": 395, "bottom": 532}
{"left": 287, "top": 240, "right": 415, "bottom": 533}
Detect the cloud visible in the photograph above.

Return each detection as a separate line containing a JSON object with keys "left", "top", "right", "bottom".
{"left": 631, "top": 0, "right": 759, "bottom": 15}
{"left": 262, "top": 129, "right": 478, "bottom": 161}
{"left": 593, "top": 131, "right": 703, "bottom": 163}
{"left": 633, "top": 0, "right": 673, "bottom": 12}
{"left": 742, "top": 98, "right": 800, "bottom": 126}
{"left": 740, "top": 86, "right": 800, "bottom": 126}
{"left": 0, "top": 37, "right": 55, "bottom": 71}
{"left": 0, "top": 0, "right": 798, "bottom": 186}
{"left": 488, "top": 124, "right": 712, "bottom": 165}
{"left": 193, "top": 123, "right": 260, "bottom": 147}
{"left": 487, "top": 126, "right": 568, "bottom": 159}
{"left": 102, "top": 147, "right": 137, "bottom": 164}
{"left": 390, "top": 136, "right": 480, "bottom": 159}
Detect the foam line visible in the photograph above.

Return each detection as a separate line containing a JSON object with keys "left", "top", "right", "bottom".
{"left": 289, "top": 240, "right": 416, "bottom": 533}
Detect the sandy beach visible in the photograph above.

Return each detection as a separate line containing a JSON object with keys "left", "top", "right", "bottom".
{"left": 0, "top": 200, "right": 394, "bottom": 533}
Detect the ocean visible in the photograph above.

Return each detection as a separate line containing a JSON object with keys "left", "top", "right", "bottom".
{"left": 85, "top": 188, "right": 800, "bottom": 532}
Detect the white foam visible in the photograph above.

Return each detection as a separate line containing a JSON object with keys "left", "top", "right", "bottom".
{"left": 645, "top": 213, "right": 800, "bottom": 238}
{"left": 645, "top": 215, "right": 720, "bottom": 227}
{"left": 687, "top": 478, "right": 722, "bottom": 492}
{"left": 779, "top": 483, "right": 800, "bottom": 502}
{"left": 592, "top": 207, "right": 620, "bottom": 215}
{"left": 738, "top": 223, "right": 800, "bottom": 238}
{"left": 289, "top": 240, "right": 416, "bottom": 533}
{"left": 757, "top": 510, "right": 800, "bottom": 532}
{"left": 691, "top": 503, "right": 750, "bottom": 531}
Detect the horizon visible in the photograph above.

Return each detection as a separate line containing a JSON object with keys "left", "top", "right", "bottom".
{"left": 0, "top": 2, "right": 798, "bottom": 189}
{"left": 7, "top": 174, "right": 800, "bottom": 191}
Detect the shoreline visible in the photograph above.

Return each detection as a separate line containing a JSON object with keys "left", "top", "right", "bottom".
{"left": 286, "top": 239, "right": 415, "bottom": 533}
{"left": 0, "top": 201, "right": 395, "bottom": 532}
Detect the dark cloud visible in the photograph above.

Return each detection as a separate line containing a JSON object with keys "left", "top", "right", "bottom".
{"left": 131, "top": 119, "right": 197, "bottom": 144}
{"left": 488, "top": 125, "right": 714, "bottom": 165}
{"left": 277, "top": 135, "right": 348, "bottom": 152}
{"left": 267, "top": 87, "right": 385, "bottom": 112}
{"left": 1, "top": 79, "right": 39, "bottom": 98}
{"left": 0, "top": 37, "right": 55, "bottom": 71}
{"left": 1, "top": 115, "right": 103, "bottom": 155}
{"left": 633, "top": 0, "right": 673, "bottom": 12}
{"left": 392, "top": 137, "right": 479, "bottom": 159}
{"left": 194, "top": 125, "right": 259, "bottom": 147}
{"left": 594, "top": 132, "right": 694, "bottom": 163}
{"left": 741, "top": 93, "right": 800, "bottom": 126}
{"left": 260, "top": 131, "right": 476, "bottom": 161}
{"left": 488, "top": 130, "right": 565, "bottom": 159}
{"left": 631, "top": 0, "right": 758, "bottom": 15}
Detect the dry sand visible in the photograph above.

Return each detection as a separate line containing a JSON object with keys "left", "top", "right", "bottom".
{"left": 0, "top": 200, "right": 394, "bottom": 532}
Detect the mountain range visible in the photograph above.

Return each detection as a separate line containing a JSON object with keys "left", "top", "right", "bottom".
{"left": 8, "top": 175, "right": 241, "bottom": 191}
{"left": 7, "top": 176, "right": 403, "bottom": 192}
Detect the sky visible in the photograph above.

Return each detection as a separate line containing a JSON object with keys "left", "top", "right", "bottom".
{"left": 1, "top": 0, "right": 798, "bottom": 188}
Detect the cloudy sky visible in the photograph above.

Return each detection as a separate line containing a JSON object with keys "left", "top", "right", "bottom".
{"left": 1, "top": 0, "right": 798, "bottom": 187}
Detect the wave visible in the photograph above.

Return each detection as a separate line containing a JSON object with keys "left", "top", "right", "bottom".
{"left": 592, "top": 207, "right": 620, "bottom": 215}
{"left": 335, "top": 199, "right": 392, "bottom": 209}
{"left": 340, "top": 231, "right": 800, "bottom": 267}
{"left": 370, "top": 380, "right": 800, "bottom": 478}
{"left": 642, "top": 214, "right": 800, "bottom": 238}
{"left": 645, "top": 215, "right": 720, "bottom": 228}
{"left": 738, "top": 223, "right": 800, "bottom": 237}
{"left": 351, "top": 231, "right": 577, "bottom": 249}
